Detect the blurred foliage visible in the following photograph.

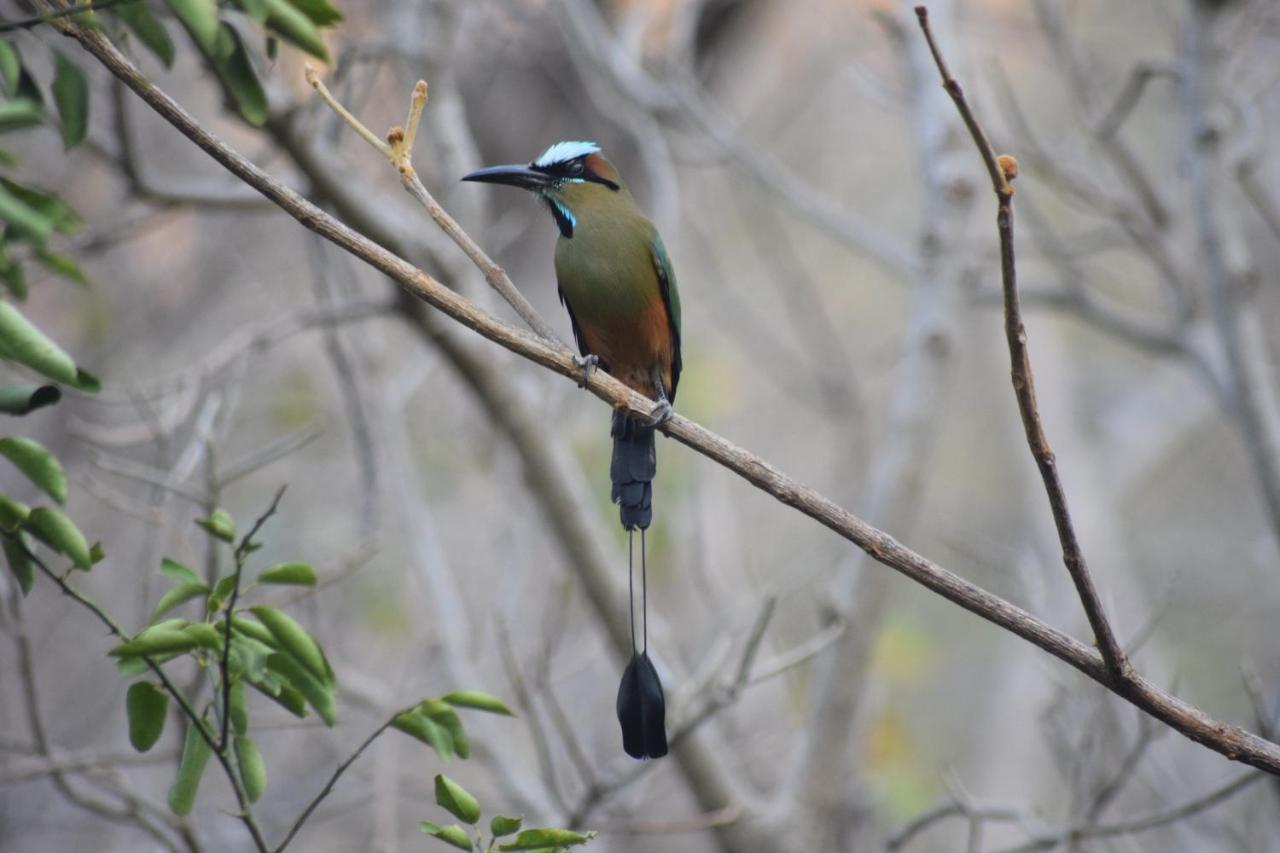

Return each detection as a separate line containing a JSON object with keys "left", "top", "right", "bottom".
{"left": 0, "top": 0, "right": 345, "bottom": 596}
{"left": 0, "top": 3, "right": 597, "bottom": 849}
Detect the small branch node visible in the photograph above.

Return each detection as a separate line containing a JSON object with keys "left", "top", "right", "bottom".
{"left": 997, "top": 154, "right": 1019, "bottom": 182}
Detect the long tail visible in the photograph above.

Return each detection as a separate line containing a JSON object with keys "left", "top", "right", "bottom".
{"left": 610, "top": 411, "right": 655, "bottom": 531}
{"left": 611, "top": 411, "right": 667, "bottom": 759}
{"left": 616, "top": 530, "right": 667, "bottom": 759}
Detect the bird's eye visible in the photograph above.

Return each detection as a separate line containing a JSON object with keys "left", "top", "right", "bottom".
{"left": 566, "top": 159, "right": 585, "bottom": 176}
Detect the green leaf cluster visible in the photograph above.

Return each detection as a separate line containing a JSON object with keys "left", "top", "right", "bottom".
{"left": 0, "top": 38, "right": 91, "bottom": 293}
{"left": 0, "top": 434, "right": 100, "bottom": 592}
{"left": 417, "top": 747, "right": 595, "bottom": 853}
{"left": 114, "top": 503, "right": 327, "bottom": 814}
{"left": 392, "top": 691, "right": 513, "bottom": 761}
{"left": 131, "top": 0, "right": 344, "bottom": 126}
{"left": 0, "top": 183, "right": 96, "bottom": 591}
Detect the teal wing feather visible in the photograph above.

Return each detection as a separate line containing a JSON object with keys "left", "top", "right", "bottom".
{"left": 649, "top": 233, "right": 682, "bottom": 400}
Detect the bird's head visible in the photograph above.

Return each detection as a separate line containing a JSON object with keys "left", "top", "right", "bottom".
{"left": 461, "top": 141, "right": 626, "bottom": 238}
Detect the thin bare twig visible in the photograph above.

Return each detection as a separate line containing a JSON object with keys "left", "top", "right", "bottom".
{"left": 271, "top": 717, "right": 396, "bottom": 853}
{"left": 914, "top": 5, "right": 1129, "bottom": 680}
{"left": 496, "top": 619, "right": 571, "bottom": 815}
{"left": 219, "top": 486, "right": 288, "bottom": 750}
{"left": 994, "top": 771, "right": 1263, "bottom": 853}
{"left": 888, "top": 800, "right": 1029, "bottom": 850}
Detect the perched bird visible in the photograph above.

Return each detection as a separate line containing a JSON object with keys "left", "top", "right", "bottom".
{"left": 463, "top": 141, "right": 679, "bottom": 759}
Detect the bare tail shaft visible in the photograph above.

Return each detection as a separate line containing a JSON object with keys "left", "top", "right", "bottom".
{"left": 610, "top": 411, "right": 655, "bottom": 531}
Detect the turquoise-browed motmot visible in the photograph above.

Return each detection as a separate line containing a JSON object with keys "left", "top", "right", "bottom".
{"left": 463, "top": 141, "right": 679, "bottom": 759}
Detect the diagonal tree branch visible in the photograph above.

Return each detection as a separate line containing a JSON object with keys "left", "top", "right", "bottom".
{"left": 54, "top": 15, "right": 1280, "bottom": 778}
{"left": 915, "top": 5, "right": 1130, "bottom": 680}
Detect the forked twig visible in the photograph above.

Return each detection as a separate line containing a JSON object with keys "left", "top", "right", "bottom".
{"left": 304, "top": 66, "right": 563, "bottom": 344}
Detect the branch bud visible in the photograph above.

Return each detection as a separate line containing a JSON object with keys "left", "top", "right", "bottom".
{"left": 997, "top": 154, "right": 1018, "bottom": 181}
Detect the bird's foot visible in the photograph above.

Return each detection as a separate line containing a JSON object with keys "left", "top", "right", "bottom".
{"left": 645, "top": 399, "right": 673, "bottom": 427}
{"left": 572, "top": 354, "right": 599, "bottom": 389}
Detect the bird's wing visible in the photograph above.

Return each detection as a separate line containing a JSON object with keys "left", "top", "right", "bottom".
{"left": 649, "top": 234, "right": 682, "bottom": 400}
{"left": 558, "top": 286, "right": 592, "bottom": 361}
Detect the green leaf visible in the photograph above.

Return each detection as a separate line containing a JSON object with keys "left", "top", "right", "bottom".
{"left": 111, "top": 1, "right": 176, "bottom": 68}
{"left": 182, "top": 621, "right": 223, "bottom": 651}
{"left": 109, "top": 624, "right": 200, "bottom": 658}
{"left": 0, "top": 184, "right": 52, "bottom": 244}
{"left": 2, "top": 181, "right": 82, "bottom": 234}
{"left": 246, "top": 671, "right": 307, "bottom": 718}
{"left": 195, "top": 507, "right": 236, "bottom": 542}
{"left": 419, "top": 821, "right": 473, "bottom": 851}
{"left": 164, "top": 0, "right": 220, "bottom": 56}
{"left": 392, "top": 710, "right": 454, "bottom": 760}
{"left": 231, "top": 615, "right": 277, "bottom": 646}
{"left": 234, "top": 734, "right": 267, "bottom": 802}
{"left": 434, "top": 773, "right": 481, "bottom": 825}
{"left": 2, "top": 530, "right": 33, "bottom": 594}
{"left": 208, "top": 571, "right": 238, "bottom": 612}
{"left": 34, "top": 248, "right": 87, "bottom": 286}
{"left": 0, "top": 385, "right": 60, "bottom": 415}
{"left": 0, "top": 436, "right": 66, "bottom": 503}
{"left": 250, "top": 606, "right": 332, "bottom": 684}
{"left": 125, "top": 681, "right": 169, "bottom": 752}
{"left": 420, "top": 701, "right": 469, "bottom": 760}
{"left": 116, "top": 656, "right": 149, "bottom": 676}
{"left": 490, "top": 816, "right": 523, "bottom": 838}
{"left": 212, "top": 24, "right": 267, "bottom": 126}
{"left": 236, "top": 0, "right": 269, "bottom": 23}
{"left": 168, "top": 719, "right": 213, "bottom": 815}
{"left": 0, "top": 302, "right": 76, "bottom": 383}
{"left": 0, "top": 494, "right": 28, "bottom": 530}
{"left": 263, "top": 0, "right": 328, "bottom": 60}
{"left": 160, "top": 557, "right": 200, "bottom": 585}
{"left": 26, "top": 505, "right": 91, "bottom": 568}
{"left": 499, "top": 829, "right": 597, "bottom": 850}
{"left": 0, "top": 40, "right": 20, "bottom": 95}
{"left": 227, "top": 633, "right": 271, "bottom": 680}
{"left": 441, "top": 691, "right": 515, "bottom": 717}
{"left": 228, "top": 679, "right": 249, "bottom": 734}
{"left": 0, "top": 99, "right": 42, "bottom": 132}
{"left": 287, "top": 0, "right": 343, "bottom": 26}
{"left": 72, "top": 368, "right": 100, "bottom": 393}
{"left": 67, "top": 4, "right": 100, "bottom": 28}
{"left": 51, "top": 53, "right": 89, "bottom": 150}
{"left": 150, "top": 580, "right": 209, "bottom": 622}
{"left": 0, "top": 248, "right": 27, "bottom": 300}
{"left": 256, "top": 561, "right": 315, "bottom": 586}
{"left": 265, "top": 651, "right": 335, "bottom": 724}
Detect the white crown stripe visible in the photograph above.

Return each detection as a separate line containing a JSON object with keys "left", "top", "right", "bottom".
{"left": 534, "top": 140, "right": 600, "bottom": 167}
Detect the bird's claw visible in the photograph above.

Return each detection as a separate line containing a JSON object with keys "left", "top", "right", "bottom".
{"left": 646, "top": 399, "right": 673, "bottom": 427}
{"left": 573, "top": 354, "right": 599, "bottom": 388}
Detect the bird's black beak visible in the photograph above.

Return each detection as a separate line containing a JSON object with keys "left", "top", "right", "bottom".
{"left": 461, "top": 164, "right": 552, "bottom": 192}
